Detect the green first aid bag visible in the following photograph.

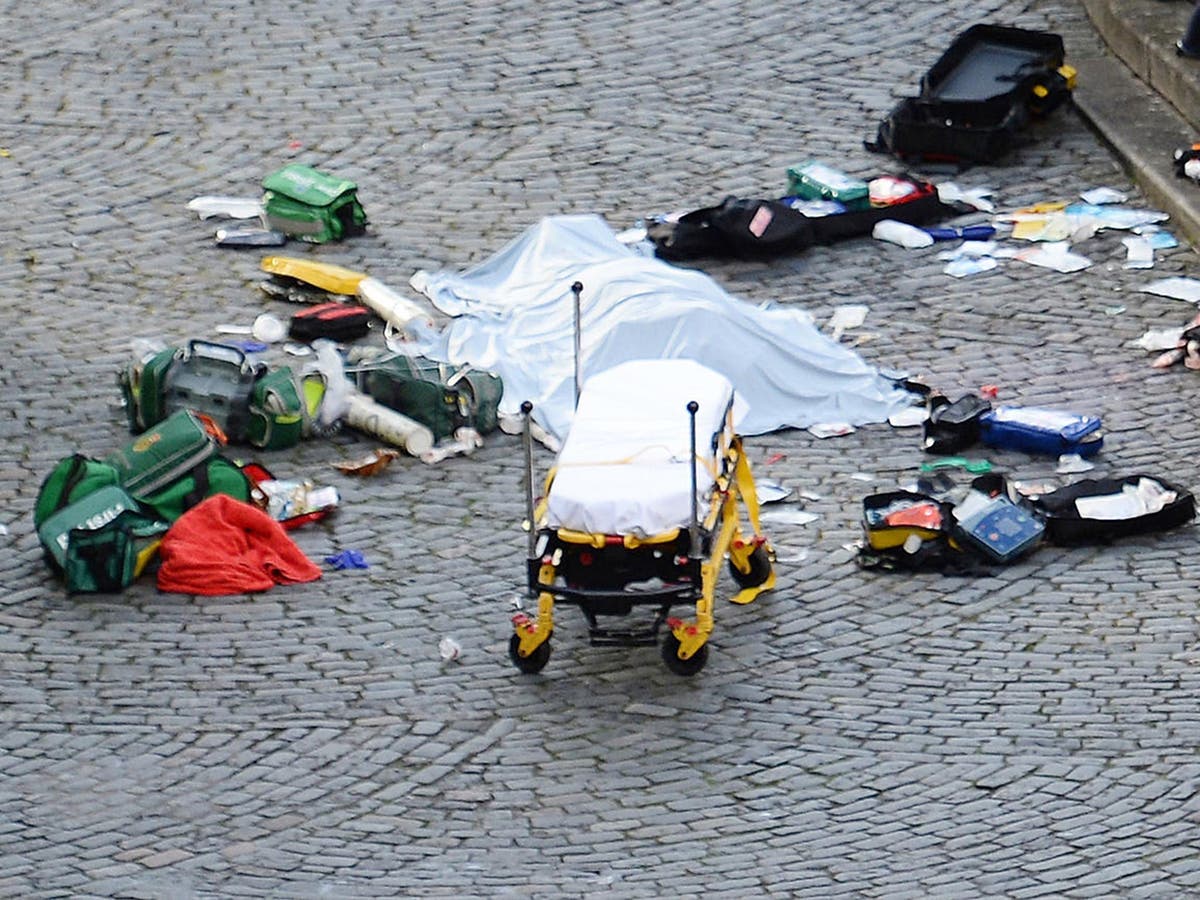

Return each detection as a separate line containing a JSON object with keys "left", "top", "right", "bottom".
{"left": 37, "top": 485, "right": 168, "bottom": 592}
{"left": 35, "top": 455, "right": 123, "bottom": 529}
{"left": 247, "top": 366, "right": 308, "bottom": 451}
{"left": 362, "top": 357, "right": 503, "bottom": 442}
{"left": 262, "top": 164, "right": 368, "bottom": 243}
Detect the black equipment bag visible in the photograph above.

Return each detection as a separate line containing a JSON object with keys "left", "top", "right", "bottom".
{"left": 288, "top": 302, "right": 372, "bottom": 343}
{"left": 1029, "top": 476, "right": 1196, "bottom": 545}
{"left": 867, "top": 24, "right": 1074, "bottom": 164}
{"left": 646, "top": 178, "right": 951, "bottom": 261}
{"left": 922, "top": 394, "right": 992, "bottom": 454}
{"left": 647, "top": 198, "right": 815, "bottom": 261}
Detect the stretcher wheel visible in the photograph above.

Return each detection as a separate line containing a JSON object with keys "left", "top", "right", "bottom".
{"left": 508, "top": 633, "right": 551, "bottom": 674}
{"left": 661, "top": 633, "right": 708, "bottom": 676}
{"left": 729, "top": 544, "right": 772, "bottom": 588}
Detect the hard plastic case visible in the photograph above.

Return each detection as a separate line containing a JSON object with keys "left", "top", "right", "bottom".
{"left": 978, "top": 406, "right": 1103, "bottom": 457}
{"left": 952, "top": 496, "right": 1045, "bottom": 563}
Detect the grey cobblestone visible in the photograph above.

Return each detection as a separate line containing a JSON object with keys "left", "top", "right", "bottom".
{"left": 3, "top": 0, "right": 1200, "bottom": 896}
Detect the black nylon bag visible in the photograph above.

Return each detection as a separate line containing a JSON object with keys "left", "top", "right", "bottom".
{"left": 288, "top": 302, "right": 372, "bottom": 342}
{"left": 922, "top": 394, "right": 992, "bottom": 454}
{"left": 648, "top": 197, "right": 815, "bottom": 260}
{"left": 1029, "top": 476, "right": 1196, "bottom": 545}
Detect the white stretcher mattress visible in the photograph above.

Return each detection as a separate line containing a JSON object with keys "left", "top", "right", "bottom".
{"left": 545, "top": 359, "right": 745, "bottom": 535}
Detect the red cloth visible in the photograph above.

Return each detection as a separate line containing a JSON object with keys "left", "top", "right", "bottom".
{"left": 157, "top": 494, "right": 322, "bottom": 595}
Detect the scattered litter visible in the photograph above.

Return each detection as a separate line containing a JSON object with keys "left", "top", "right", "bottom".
{"left": 1012, "top": 480, "right": 1058, "bottom": 497}
{"left": 1057, "top": 453, "right": 1096, "bottom": 474}
{"left": 937, "top": 240, "right": 997, "bottom": 260}
{"left": 873, "top": 219, "right": 934, "bottom": 249}
{"left": 764, "top": 452, "right": 786, "bottom": 465}
{"left": 0, "top": 524, "right": 8, "bottom": 537}
{"left": 614, "top": 225, "right": 648, "bottom": 244}
{"left": 332, "top": 448, "right": 401, "bottom": 476}
{"left": 283, "top": 343, "right": 312, "bottom": 356}
{"left": 438, "top": 636, "right": 463, "bottom": 661}
{"left": 888, "top": 406, "right": 928, "bottom": 427}
{"left": 756, "top": 479, "right": 793, "bottom": 504}
{"left": 1139, "top": 277, "right": 1200, "bottom": 303}
{"left": 1133, "top": 327, "right": 1187, "bottom": 352}
{"left": 828, "top": 304, "right": 869, "bottom": 340}
{"left": 924, "top": 224, "right": 996, "bottom": 242}
{"left": 849, "top": 472, "right": 875, "bottom": 482}
{"left": 809, "top": 422, "right": 855, "bottom": 438}
{"left": 1104, "top": 305, "right": 1126, "bottom": 316}
{"left": 997, "top": 241, "right": 1092, "bottom": 273}
{"left": 980, "top": 384, "right": 999, "bottom": 399}
{"left": 1144, "top": 230, "right": 1180, "bottom": 251}
{"left": 1080, "top": 187, "right": 1127, "bottom": 205}
{"left": 215, "top": 222, "right": 287, "bottom": 248}
{"left": 509, "top": 596, "right": 524, "bottom": 611}
{"left": 420, "top": 429, "right": 485, "bottom": 464}
{"left": 252, "top": 313, "right": 287, "bottom": 343}
{"left": 759, "top": 508, "right": 820, "bottom": 527}
{"left": 919, "top": 457, "right": 993, "bottom": 474}
{"left": 326, "top": 549, "right": 368, "bottom": 570}
{"left": 186, "top": 196, "right": 263, "bottom": 219}
{"left": 944, "top": 256, "right": 998, "bottom": 278}
{"left": 1122, "top": 236, "right": 1154, "bottom": 269}
{"left": 773, "top": 549, "right": 810, "bottom": 564}
{"left": 215, "top": 324, "right": 253, "bottom": 336}
{"left": 799, "top": 490, "right": 822, "bottom": 501}
{"left": 256, "top": 479, "right": 340, "bottom": 525}
{"left": 227, "top": 339, "right": 268, "bottom": 354}
{"left": 1010, "top": 213, "right": 1073, "bottom": 242}
{"left": 1065, "top": 203, "right": 1169, "bottom": 231}
{"left": 935, "top": 183, "right": 996, "bottom": 213}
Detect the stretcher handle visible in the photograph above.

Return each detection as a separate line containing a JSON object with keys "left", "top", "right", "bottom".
{"left": 521, "top": 400, "right": 537, "bottom": 558}
{"left": 687, "top": 400, "right": 700, "bottom": 559}
{"left": 571, "top": 281, "right": 583, "bottom": 409}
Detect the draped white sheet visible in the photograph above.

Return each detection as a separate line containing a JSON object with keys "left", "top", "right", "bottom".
{"left": 410, "top": 214, "right": 913, "bottom": 446}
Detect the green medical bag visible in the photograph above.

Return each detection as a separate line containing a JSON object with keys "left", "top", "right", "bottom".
{"left": 262, "top": 164, "right": 368, "bottom": 243}
{"left": 362, "top": 356, "right": 503, "bottom": 442}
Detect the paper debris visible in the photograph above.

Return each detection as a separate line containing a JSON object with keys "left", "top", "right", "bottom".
{"left": 808, "top": 422, "right": 855, "bottom": 438}
{"left": 888, "top": 406, "right": 928, "bottom": 427}
{"left": 332, "top": 448, "right": 401, "bottom": 476}
{"left": 1133, "top": 327, "right": 1186, "bottom": 351}
{"left": 828, "top": 304, "right": 869, "bottom": 340}
{"left": 997, "top": 242, "right": 1092, "bottom": 273}
{"left": 1122, "top": 236, "right": 1154, "bottom": 269}
{"left": 1139, "top": 277, "right": 1200, "bottom": 303}
{"left": 944, "top": 256, "right": 998, "bottom": 278}
{"left": 186, "top": 196, "right": 264, "bottom": 219}
{"left": 1080, "top": 187, "right": 1128, "bottom": 205}
{"left": 759, "top": 509, "right": 820, "bottom": 527}
{"left": 756, "top": 479, "right": 794, "bottom": 504}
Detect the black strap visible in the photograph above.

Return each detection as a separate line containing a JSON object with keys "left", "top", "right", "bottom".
{"left": 182, "top": 460, "right": 211, "bottom": 511}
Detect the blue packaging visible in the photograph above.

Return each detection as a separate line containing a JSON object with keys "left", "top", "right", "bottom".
{"left": 979, "top": 406, "right": 1103, "bottom": 457}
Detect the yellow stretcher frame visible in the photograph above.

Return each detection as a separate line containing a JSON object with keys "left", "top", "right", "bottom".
{"left": 511, "top": 414, "right": 775, "bottom": 677}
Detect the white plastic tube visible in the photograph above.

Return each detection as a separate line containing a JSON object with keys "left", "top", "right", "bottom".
{"left": 356, "top": 277, "right": 428, "bottom": 332}
{"left": 344, "top": 389, "right": 435, "bottom": 457}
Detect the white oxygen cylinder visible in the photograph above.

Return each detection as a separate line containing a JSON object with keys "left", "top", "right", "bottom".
{"left": 356, "top": 277, "right": 428, "bottom": 332}
{"left": 344, "top": 389, "right": 435, "bottom": 457}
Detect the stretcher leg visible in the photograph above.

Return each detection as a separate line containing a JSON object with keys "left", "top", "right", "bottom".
{"left": 726, "top": 439, "right": 776, "bottom": 604}
{"left": 509, "top": 563, "right": 556, "bottom": 674}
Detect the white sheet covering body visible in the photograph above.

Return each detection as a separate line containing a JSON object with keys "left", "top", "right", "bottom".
{"left": 411, "top": 214, "right": 913, "bottom": 445}
{"left": 545, "top": 359, "right": 741, "bottom": 536}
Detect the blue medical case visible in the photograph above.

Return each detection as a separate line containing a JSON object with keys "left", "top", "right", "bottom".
{"left": 978, "top": 406, "right": 1103, "bottom": 457}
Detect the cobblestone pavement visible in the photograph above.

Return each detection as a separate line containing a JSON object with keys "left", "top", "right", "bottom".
{"left": 3, "top": 1, "right": 1200, "bottom": 897}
